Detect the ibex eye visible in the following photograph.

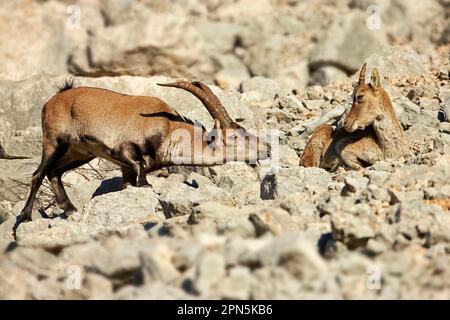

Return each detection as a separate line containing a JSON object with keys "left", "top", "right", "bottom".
{"left": 357, "top": 95, "right": 364, "bottom": 102}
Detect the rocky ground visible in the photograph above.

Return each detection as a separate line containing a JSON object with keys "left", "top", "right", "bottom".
{"left": 0, "top": 0, "right": 449, "bottom": 299}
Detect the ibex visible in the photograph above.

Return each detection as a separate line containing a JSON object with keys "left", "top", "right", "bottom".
{"left": 300, "top": 63, "right": 406, "bottom": 170}
{"left": 14, "top": 81, "right": 270, "bottom": 233}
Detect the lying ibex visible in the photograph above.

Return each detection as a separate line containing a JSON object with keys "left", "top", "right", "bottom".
{"left": 300, "top": 63, "right": 406, "bottom": 170}
{"left": 14, "top": 81, "right": 270, "bottom": 232}
{"left": 0, "top": 143, "right": 29, "bottom": 160}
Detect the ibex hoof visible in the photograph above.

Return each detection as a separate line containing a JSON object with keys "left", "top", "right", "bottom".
{"left": 64, "top": 203, "right": 78, "bottom": 217}
{"left": 12, "top": 212, "right": 32, "bottom": 237}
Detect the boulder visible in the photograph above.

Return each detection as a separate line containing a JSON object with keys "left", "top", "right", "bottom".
{"left": 69, "top": 5, "right": 211, "bottom": 79}
{"left": 14, "top": 187, "right": 161, "bottom": 248}
{"left": 309, "top": 11, "right": 389, "bottom": 77}
{"left": 362, "top": 46, "right": 427, "bottom": 78}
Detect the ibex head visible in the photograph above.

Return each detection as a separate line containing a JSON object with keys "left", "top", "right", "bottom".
{"left": 158, "top": 81, "right": 270, "bottom": 163}
{"left": 344, "top": 63, "right": 387, "bottom": 133}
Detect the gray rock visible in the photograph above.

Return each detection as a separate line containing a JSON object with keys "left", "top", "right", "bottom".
{"left": 394, "top": 200, "right": 450, "bottom": 246}
{"left": 188, "top": 202, "right": 255, "bottom": 237}
{"left": 302, "top": 99, "right": 325, "bottom": 111}
{"left": 310, "top": 11, "right": 389, "bottom": 75}
{"left": 367, "top": 185, "right": 391, "bottom": 203}
{"left": 256, "top": 233, "right": 328, "bottom": 281}
{"left": 241, "top": 77, "right": 281, "bottom": 102}
{"left": 389, "top": 190, "right": 424, "bottom": 204}
{"left": 365, "top": 238, "right": 388, "bottom": 255}
{"left": 0, "top": 200, "right": 12, "bottom": 224}
{"left": 214, "top": 54, "right": 250, "bottom": 90}
{"left": 140, "top": 245, "right": 180, "bottom": 283}
{"left": 0, "top": 1, "right": 84, "bottom": 80}
{"left": 216, "top": 266, "right": 253, "bottom": 299}
{"left": 442, "top": 94, "right": 450, "bottom": 123}
{"left": 251, "top": 267, "right": 301, "bottom": 299}
{"left": 73, "top": 187, "right": 162, "bottom": 228}
{"left": 364, "top": 170, "right": 390, "bottom": 186}
{"left": 80, "top": 273, "right": 114, "bottom": 300}
{"left": 15, "top": 219, "right": 93, "bottom": 249}
{"left": 7, "top": 246, "right": 63, "bottom": 278}
{"left": 208, "top": 162, "right": 261, "bottom": 205}
{"left": 343, "top": 173, "right": 369, "bottom": 194}
{"left": 14, "top": 187, "right": 161, "bottom": 248}
{"left": 273, "top": 167, "right": 331, "bottom": 198}
{"left": 114, "top": 282, "right": 191, "bottom": 300}
{"left": 0, "top": 157, "right": 38, "bottom": 206}
{"left": 31, "top": 277, "right": 78, "bottom": 300}
{"left": 420, "top": 98, "right": 441, "bottom": 112}
{"left": 306, "top": 86, "right": 325, "bottom": 100}
{"left": 397, "top": 96, "right": 440, "bottom": 129}
{"left": 0, "top": 260, "right": 37, "bottom": 299}
{"left": 69, "top": 4, "right": 211, "bottom": 79}
{"left": 363, "top": 46, "right": 427, "bottom": 77}
{"left": 0, "top": 127, "right": 42, "bottom": 157}
{"left": 310, "top": 66, "right": 348, "bottom": 86}
{"left": 331, "top": 209, "right": 377, "bottom": 249}
{"left": 277, "top": 145, "right": 301, "bottom": 168}
{"left": 274, "top": 60, "right": 310, "bottom": 90}
{"left": 159, "top": 182, "right": 233, "bottom": 218}
{"left": 89, "top": 246, "right": 141, "bottom": 280}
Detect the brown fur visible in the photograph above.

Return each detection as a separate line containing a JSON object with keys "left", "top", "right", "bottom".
{"left": 300, "top": 64, "right": 406, "bottom": 170}
{"left": 14, "top": 83, "right": 269, "bottom": 234}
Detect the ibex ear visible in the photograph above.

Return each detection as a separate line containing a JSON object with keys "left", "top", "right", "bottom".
{"left": 358, "top": 63, "right": 367, "bottom": 85}
{"left": 371, "top": 68, "right": 381, "bottom": 91}
{"left": 214, "top": 119, "right": 224, "bottom": 146}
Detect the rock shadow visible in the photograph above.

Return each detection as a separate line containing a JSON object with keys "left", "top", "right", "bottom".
{"left": 92, "top": 177, "right": 123, "bottom": 199}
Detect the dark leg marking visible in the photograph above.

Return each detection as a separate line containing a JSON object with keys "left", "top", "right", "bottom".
{"left": 116, "top": 142, "right": 151, "bottom": 188}
{"left": 14, "top": 140, "right": 69, "bottom": 235}
{"left": 47, "top": 153, "right": 95, "bottom": 217}
{"left": 121, "top": 166, "right": 137, "bottom": 189}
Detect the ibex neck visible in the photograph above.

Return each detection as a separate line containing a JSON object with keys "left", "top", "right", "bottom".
{"left": 372, "top": 93, "right": 406, "bottom": 158}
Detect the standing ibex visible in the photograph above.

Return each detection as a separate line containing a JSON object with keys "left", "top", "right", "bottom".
{"left": 14, "top": 81, "right": 270, "bottom": 233}
{"left": 300, "top": 63, "right": 406, "bottom": 170}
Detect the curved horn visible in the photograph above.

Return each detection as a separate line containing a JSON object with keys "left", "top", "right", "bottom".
{"left": 158, "top": 81, "right": 233, "bottom": 128}
{"left": 359, "top": 63, "right": 367, "bottom": 84}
